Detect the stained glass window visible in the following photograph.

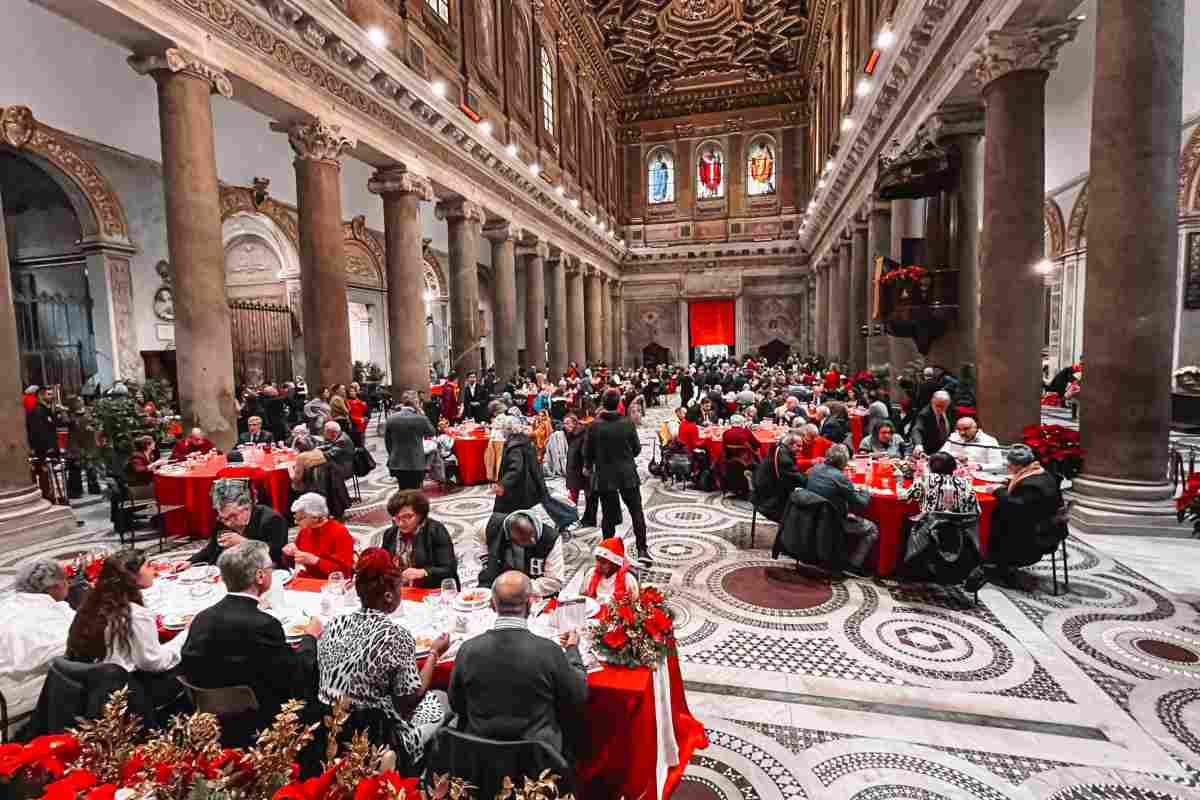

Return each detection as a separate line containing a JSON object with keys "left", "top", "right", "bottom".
{"left": 647, "top": 148, "right": 675, "bottom": 205}
{"left": 425, "top": 0, "right": 449, "bottom": 23}
{"left": 746, "top": 138, "right": 777, "bottom": 197}
{"left": 696, "top": 143, "right": 725, "bottom": 200}
{"left": 540, "top": 47, "right": 555, "bottom": 135}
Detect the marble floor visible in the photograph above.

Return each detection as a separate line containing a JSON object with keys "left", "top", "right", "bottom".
{"left": 6, "top": 402, "right": 1200, "bottom": 799}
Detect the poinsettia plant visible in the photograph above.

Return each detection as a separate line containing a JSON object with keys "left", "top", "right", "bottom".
{"left": 590, "top": 586, "right": 676, "bottom": 669}
{"left": 878, "top": 266, "right": 929, "bottom": 288}
{"left": 1021, "top": 424, "right": 1084, "bottom": 481}
{"left": 1176, "top": 473, "right": 1200, "bottom": 538}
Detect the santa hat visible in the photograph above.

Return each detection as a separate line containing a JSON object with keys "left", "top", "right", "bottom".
{"left": 24, "top": 385, "right": 39, "bottom": 394}
{"left": 593, "top": 538, "right": 626, "bottom": 567}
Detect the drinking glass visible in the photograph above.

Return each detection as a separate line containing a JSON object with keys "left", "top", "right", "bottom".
{"left": 320, "top": 583, "right": 339, "bottom": 616}
{"left": 440, "top": 578, "right": 457, "bottom": 607}
{"left": 327, "top": 572, "right": 345, "bottom": 608}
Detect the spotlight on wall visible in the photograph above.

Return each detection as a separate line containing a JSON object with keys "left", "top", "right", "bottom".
{"left": 529, "top": 163, "right": 540, "bottom": 176}
{"left": 431, "top": 80, "right": 447, "bottom": 97}
{"left": 1034, "top": 259, "right": 1054, "bottom": 275}
{"left": 423, "top": 290, "right": 433, "bottom": 303}
{"left": 841, "top": 116, "right": 855, "bottom": 132}
{"left": 479, "top": 120, "right": 493, "bottom": 137}
{"left": 571, "top": 198, "right": 580, "bottom": 208}
{"left": 366, "top": 26, "right": 389, "bottom": 49}
{"left": 556, "top": 185, "right": 565, "bottom": 196}
{"left": 823, "top": 158, "right": 834, "bottom": 174}
{"left": 817, "top": 178, "right": 827, "bottom": 189}
{"left": 875, "top": 21, "right": 896, "bottom": 50}
{"left": 855, "top": 78, "right": 871, "bottom": 98}
{"left": 505, "top": 142, "right": 518, "bottom": 157}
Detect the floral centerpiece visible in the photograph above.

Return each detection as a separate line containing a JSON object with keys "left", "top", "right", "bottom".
{"left": 590, "top": 586, "right": 676, "bottom": 669}
{"left": 1021, "top": 424, "right": 1084, "bottom": 481}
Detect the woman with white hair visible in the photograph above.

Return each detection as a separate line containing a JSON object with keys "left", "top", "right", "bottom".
{"left": 980, "top": 444, "right": 1064, "bottom": 583}
{"left": 283, "top": 492, "right": 354, "bottom": 578}
{"left": 0, "top": 559, "right": 74, "bottom": 688}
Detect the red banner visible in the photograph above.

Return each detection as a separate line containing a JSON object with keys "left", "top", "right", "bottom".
{"left": 689, "top": 299, "right": 735, "bottom": 346}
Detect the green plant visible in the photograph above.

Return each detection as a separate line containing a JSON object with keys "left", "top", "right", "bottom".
{"left": 83, "top": 398, "right": 167, "bottom": 472}
{"left": 140, "top": 377, "right": 175, "bottom": 408}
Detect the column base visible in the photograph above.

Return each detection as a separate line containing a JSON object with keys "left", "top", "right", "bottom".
{"left": 1068, "top": 474, "right": 1189, "bottom": 537}
{"left": 0, "top": 484, "right": 77, "bottom": 543}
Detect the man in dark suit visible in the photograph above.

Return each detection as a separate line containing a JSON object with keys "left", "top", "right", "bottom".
{"left": 381, "top": 489, "right": 458, "bottom": 588}
{"left": 319, "top": 421, "right": 356, "bottom": 481}
{"left": 448, "top": 570, "right": 587, "bottom": 757}
{"left": 181, "top": 541, "right": 321, "bottom": 746}
{"left": 460, "top": 371, "right": 489, "bottom": 424}
{"left": 909, "top": 390, "right": 957, "bottom": 456}
{"left": 190, "top": 483, "right": 288, "bottom": 568}
{"left": 385, "top": 390, "right": 436, "bottom": 490}
{"left": 583, "top": 389, "right": 650, "bottom": 564}
{"left": 238, "top": 415, "right": 274, "bottom": 445}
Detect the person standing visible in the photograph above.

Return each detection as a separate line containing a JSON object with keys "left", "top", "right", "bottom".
{"left": 385, "top": 390, "right": 436, "bottom": 490}
{"left": 460, "top": 371, "right": 489, "bottom": 424}
{"left": 584, "top": 389, "right": 650, "bottom": 565}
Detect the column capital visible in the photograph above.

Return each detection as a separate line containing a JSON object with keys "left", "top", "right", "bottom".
{"left": 482, "top": 220, "right": 522, "bottom": 243}
{"left": 367, "top": 167, "right": 433, "bottom": 201}
{"left": 270, "top": 119, "right": 355, "bottom": 164}
{"left": 973, "top": 19, "right": 1082, "bottom": 88}
{"left": 435, "top": 197, "right": 485, "bottom": 224}
{"left": 128, "top": 48, "right": 233, "bottom": 98}
{"left": 926, "top": 103, "right": 985, "bottom": 141}
{"left": 517, "top": 241, "right": 550, "bottom": 259}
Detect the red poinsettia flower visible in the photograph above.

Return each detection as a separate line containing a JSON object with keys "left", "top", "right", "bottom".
{"left": 84, "top": 559, "right": 103, "bottom": 582}
{"left": 42, "top": 769, "right": 98, "bottom": 800}
{"left": 617, "top": 604, "right": 636, "bottom": 625}
{"left": 0, "top": 734, "right": 81, "bottom": 778}
{"left": 274, "top": 766, "right": 339, "bottom": 800}
{"left": 355, "top": 771, "right": 421, "bottom": 800}
{"left": 84, "top": 784, "right": 118, "bottom": 800}
{"left": 640, "top": 587, "right": 663, "bottom": 605}
{"left": 602, "top": 627, "right": 628, "bottom": 650}
{"left": 643, "top": 608, "right": 672, "bottom": 642}
{"left": 597, "top": 604, "right": 611, "bottom": 624}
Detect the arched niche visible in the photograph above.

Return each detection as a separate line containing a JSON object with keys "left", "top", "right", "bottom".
{"left": 221, "top": 210, "right": 299, "bottom": 297}
{"left": 1044, "top": 197, "right": 1065, "bottom": 258}
{"left": 1066, "top": 181, "right": 1088, "bottom": 251}
{"left": 343, "top": 215, "right": 385, "bottom": 290}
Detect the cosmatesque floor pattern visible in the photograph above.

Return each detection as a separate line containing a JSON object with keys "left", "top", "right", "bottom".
{"left": 5, "top": 400, "right": 1200, "bottom": 799}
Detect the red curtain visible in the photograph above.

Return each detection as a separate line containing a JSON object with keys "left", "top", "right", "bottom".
{"left": 689, "top": 299, "right": 735, "bottom": 346}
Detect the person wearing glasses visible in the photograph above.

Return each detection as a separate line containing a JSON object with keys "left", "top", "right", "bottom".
{"left": 190, "top": 480, "right": 287, "bottom": 568}
{"left": 380, "top": 489, "right": 458, "bottom": 589}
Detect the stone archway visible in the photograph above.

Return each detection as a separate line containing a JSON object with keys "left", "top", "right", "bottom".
{"left": 1067, "top": 181, "right": 1088, "bottom": 251}
{"left": 1180, "top": 124, "right": 1200, "bottom": 213}
{"left": 343, "top": 215, "right": 385, "bottom": 290}
{"left": 1044, "top": 197, "right": 1065, "bottom": 258}
{"left": 0, "top": 106, "right": 139, "bottom": 383}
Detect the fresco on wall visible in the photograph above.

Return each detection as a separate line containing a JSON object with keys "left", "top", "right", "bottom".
{"left": 647, "top": 149, "right": 675, "bottom": 204}
{"left": 747, "top": 294, "right": 803, "bottom": 348}
{"left": 746, "top": 138, "right": 776, "bottom": 196}
{"left": 697, "top": 143, "right": 725, "bottom": 199}
{"left": 626, "top": 300, "right": 679, "bottom": 357}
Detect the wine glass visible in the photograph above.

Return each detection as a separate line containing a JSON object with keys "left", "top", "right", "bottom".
{"left": 440, "top": 578, "right": 457, "bottom": 608}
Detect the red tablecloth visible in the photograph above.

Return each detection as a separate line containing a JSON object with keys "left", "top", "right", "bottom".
{"left": 153, "top": 452, "right": 292, "bottom": 538}
{"left": 698, "top": 427, "right": 780, "bottom": 464}
{"left": 854, "top": 475, "right": 996, "bottom": 576}
{"left": 850, "top": 413, "right": 865, "bottom": 450}
{"left": 452, "top": 434, "right": 490, "bottom": 485}
{"left": 297, "top": 584, "right": 706, "bottom": 800}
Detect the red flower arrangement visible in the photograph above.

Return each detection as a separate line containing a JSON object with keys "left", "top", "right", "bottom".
{"left": 878, "top": 266, "right": 929, "bottom": 288}
{"left": 1176, "top": 474, "right": 1200, "bottom": 538}
{"left": 591, "top": 586, "right": 676, "bottom": 669}
{"left": 63, "top": 557, "right": 104, "bottom": 583}
{"left": 1021, "top": 424, "right": 1084, "bottom": 480}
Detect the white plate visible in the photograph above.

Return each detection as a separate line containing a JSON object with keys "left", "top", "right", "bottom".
{"left": 453, "top": 588, "right": 492, "bottom": 611}
{"left": 272, "top": 569, "right": 295, "bottom": 587}
{"left": 179, "top": 564, "right": 218, "bottom": 583}
{"left": 162, "top": 612, "right": 196, "bottom": 629}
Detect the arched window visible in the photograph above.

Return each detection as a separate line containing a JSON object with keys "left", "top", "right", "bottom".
{"left": 540, "top": 46, "right": 555, "bottom": 135}
{"left": 746, "top": 136, "right": 777, "bottom": 197}
{"left": 696, "top": 141, "right": 725, "bottom": 200}
{"left": 647, "top": 147, "right": 675, "bottom": 205}
{"left": 425, "top": 0, "right": 449, "bottom": 23}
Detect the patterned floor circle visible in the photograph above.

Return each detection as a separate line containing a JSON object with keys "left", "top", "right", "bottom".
{"left": 1101, "top": 626, "right": 1200, "bottom": 677}
{"left": 675, "top": 777, "right": 730, "bottom": 800}
{"left": 646, "top": 503, "right": 742, "bottom": 533}
{"left": 720, "top": 565, "right": 834, "bottom": 610}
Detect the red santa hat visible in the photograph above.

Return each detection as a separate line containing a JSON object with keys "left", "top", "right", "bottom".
{"left": 593, "top": 537, "right": 626, "bottom": 567}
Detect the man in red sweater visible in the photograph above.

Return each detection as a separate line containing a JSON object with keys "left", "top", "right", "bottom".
{"left": 283, "top": 492, "right": 354, "bottom": 578}
{"left": 794, "top": 423, "right": 834, "bottom": 471}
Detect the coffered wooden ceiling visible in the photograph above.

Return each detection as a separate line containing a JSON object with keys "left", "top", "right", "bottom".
{"left": 574, "top": 0, "right": 828, "bottom": 119}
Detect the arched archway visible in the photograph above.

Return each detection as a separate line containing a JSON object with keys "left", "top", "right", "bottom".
{"left": 0, "top": 105, "right": 138, "bottom": 386}
{"left": 1044, "top": 197, "right": 1065, "bottom": 258}
{"left": 1067, "top": 181, "right": 1088, "bottom": 251}
{"left": 1180, "top": 123, "right": 1200, "bottom": 212}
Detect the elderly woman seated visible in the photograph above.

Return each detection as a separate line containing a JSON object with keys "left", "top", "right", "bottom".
{"left": 979, "top": 444, "right": 1064, "bottom": 586}
{"left": 858, "top": 421, "right": 906, "bottom": 458}
{"left": 0, "top": 560, "right": 74, "bottom": 731}
{"left": 284, "top": 493, "right": 355, "bottom": 578}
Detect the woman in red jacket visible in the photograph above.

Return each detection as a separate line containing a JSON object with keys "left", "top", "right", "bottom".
{"left": 346, "top": 386, "right": 369, "bottom": 444}
{"left": 284, "top": 492, "right": 354, "bottom": 578}
{"left": 676, "top": 406, "right": 703, "bottom": 451}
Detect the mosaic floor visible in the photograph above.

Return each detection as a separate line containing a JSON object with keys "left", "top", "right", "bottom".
{"left": 5, "top": 402, "right": 1200, "bottom": 799}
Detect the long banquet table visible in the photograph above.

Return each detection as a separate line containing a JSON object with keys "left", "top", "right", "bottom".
{"left": 153, "top": 451, "right": 293, "bottom": 538}
{"left": 150, "top": 570, "right": 706, "bottom": 800}
{"left": 698, "top": 412, "right": 868, "bottom": 464}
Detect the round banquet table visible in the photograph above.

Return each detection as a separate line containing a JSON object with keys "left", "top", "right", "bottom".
{"left": 698, "top": 425, "right": 783, "bottom": 464}
{"left": 847, "top": 464, "right": 998, "bottom": 576}
{"left": 155, "top": 575, "right": 706, "bottom": 800}
{"left": 450, "top": 431, "right": 490, "bottom": 485}
{"left": 153, "top": 451, "right": 293, "bottom": 538}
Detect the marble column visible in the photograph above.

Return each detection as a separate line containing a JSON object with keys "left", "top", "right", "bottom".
{"left": 600, "top": 276, "right": 613, "bottom": 365}
{"left": 484, "top": 221, "right": 519, "bottom": 381}
{"left": 519, "top": 242, "right": 548, "bottom": 372}
{"left": 814, "top": 262, "right": 829, "bottom": 356}
{"left": 566, "top": 259, "right": 586, "bottom": 368}
{"left": 889, "top": 199, "right": 923, "bottom": 386}
{"left": 974, "top": 21, "right": 1080, "bottom": 443}
{"left": 436, "top": 198, "right": 485, "bottom": 375}
{"left": 368, "top": 167, "right": 433, "bottom": 393}
{"left": 547, "top": 253, "right": 568, "bottom": 378}
{"left": 584, "top": 267, "right": 603, "bottom": 366}
{"left": 0, "top": 185, "right": 74, "bottom": 539}
{"left": 839, "top": 240, "right": 854, "bottom": 365}
{"left": 849, "top": 220, "right": 870, "bottom": 371}
{"left": 611, "top": 282, "right": 624, "bottom": 367}
{"left": 866, "top": 201, "right": 892, "bottom": 368}
{"left": 1071, "top": 2, "right": 1184, "bottom": 535}
{"left": 950, "top": 126, "right": 985, "bottom": 370}
{"left": 274, "top": 119, "right": 355, "bottom": 391}
{"left": 130, "top": 49, "right": 238, "bottom": 447}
